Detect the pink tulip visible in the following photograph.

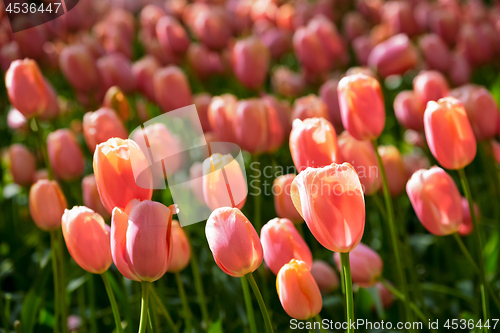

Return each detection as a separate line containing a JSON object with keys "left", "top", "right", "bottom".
{"left": 97, "top": 54, "right": 136, "bottom": 94}
{"left": 271, "top": 67, "right": 304, "bottom": 98}
{"left": 62, "top": 206, "right": 112, "bottom": 274}
{"left": 262, "top": 95, "right": 292, "bottom": 136}
{"left": 208, "top": 94, "right": 238, "bottom": 143}
{"left": 394, "top": 90, "right": 424, "bottom": 131}
{"left": 9, "top": 144, "right": 36, "bottom": 186}
{"left": 458, "top": 197, "right": 478, "bottom": 237}
{"left": 83, "top": 108, "right": 128, "bottom": 153}
{"left": 29, "top": 180, "right": 68, "bottom": 231}
{"left": 156, "top": 16, "right": 190, "bottom": 54}
{"left": 378, "top": 145, "right": 407, "bottom": 196}
{"left": 154, "top": 66, "right": 193, "bottom": 113}
{"left": 112, "top": 200, "right": 173, "bottom": 281}
{"left": 59, "top": 45, "right": 100, "bottom": 92}
{"left": 167, "top": 221, "right": 191, "bottom": 272}
{"left": 192, "top": 6, "right": 232, "bottom": 50}
{"left": 352, "top": 36, "right": 373, "bottom": 66}
{"left": 82, "top": 174, "right": 110, "bottom": 219}
{"left": 260, "top": 28, "right": 292, "bottom": 60}
{"left": 381, "top": 1, "right": 417, "bottom": 36}
{"left": 187, "top": 43, "right": 224, "bottom": 80}
{"left": 376, "top": 282, "right": 395, "bottom": 309}
{"left": 334, "top": 242, "right": 382, "bottom": 287}
{"left": 419, "top": 34, "right": 450, "bottom": 73}
{"left": 132, "top": 56, "right": 160, "bottom": 101}
{"left": 402, "top": 150, "right": 430, "bottom": 179}
{"left": 406, "top": 166, "right": 463, "bottom": 235}
{"left": 140, "top": 5, "right": 166, "bottom": 38}
{"left": 310, "top": 260, "right": 339, "bottom": 293}
{"left": 40, "top": 80, "right": 60, "bottom": 121}
{"left": 47, "top": 130, "right": 85, "bottom": 181}
{"left": 429, "top": 8, "right": 459, "bottom": 45}
{"left": 0, "top": 41, "right": 21, "bottom": 72}
{"left": 194, "top": 93, "right": 212, "bottom": 132}
{"left": 231, "top": 36, "right": 270, "bottom": 90}
{"left": 273, "top": 174, "right": 302, "bottom": 223}
{"left": 413, "top": 71, "right": 449, "bottom": 111}
{"left": 319, "top": 78, "right": 342, "bottom": 127}
{"left": 206, "top": 207, "right": 263, "bottom": 277}
{"left": 291, "top": 94, "right": 328, "bottom": 121}
{"left": 367, "top": 34, "right": 418, "bottom": 78}
{"left": 449, "top": 52, "right": 471, "bottom": 87}
{"left": 343, "top": 12, "right": 368, "bottom": 41}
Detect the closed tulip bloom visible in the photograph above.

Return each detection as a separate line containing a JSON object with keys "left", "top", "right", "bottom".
{"left": 103, "top": 86, "right": 131, "bottom": 121}
{"left": 343, "top": 12, "right": 368, "bottom": 41}
{"left": 429, "top": 8, "right": 459, "bottom": 46}
{"left": 419, "top": 34, "right": 450, "bottom": 73}
{"left": 394, "top": 90, "right": 424, "bottom": 131}
{"left": 5, "top": 59, "right": 49, "bottom": 118}
{"left": 413, "top": 71, "right": 449, "bottom": 111}
{"left": 378, "top": 145, "right": 407, "bottom": 196}
{"left": 449, "top": 85, "right": 499, "bottom": 141}
{"left": 140, "top": 4, "right": 166, "bottom": 38}
{"left": 381, "top": 1, "right": 417, "bottom": 36}
{"left": 59, "top": 45, "right": 100, "bottom": 92}
{"left": 97, "top": 54, "right": 136, "bottom": 94}
{"left": 154, "top": 66, "right": 193, "bottom": 113}
{"left": 273, "top": 174, "right": 302, "bottom": 223}
{"left": 132, "top": 56, "right": 160, "bottom": 101}
{"left": 208, "top": 94, "right": 238, "bottom": 143}
{"left": 338, "top": 74, "right": 385, "bottom": 141}
{"left": 449, "top": 52, "right": 471, "bottom": 87}
{"left": 291, "top": 95, "right": 328, "bottom": 121}
{"left": 187, "top": 43, "right": 224, "bottom": 80}
{"left": 352, "top": 36, "right": 373, "bottom": 66}
{"left": 206, "top": 207, "right": 263, "bottom": 277}
{"left": 167, "top": 221, "right": 191, "bottom": 272}
{"left": 333, "top": 242, "right": 382, "bottom": 287}
{"left": 291, "top": 163, "right": 365, "bottom": 252}
{"left": 82, "top": 174, "right": 109, "bottom": 218}
{"left": 289, "top": 118, "right": 340, "bottom": 172}
{"left": 202, "top": 153, "right": 247, "bottom": 211}
{"left": 231, "top": 37, "right": 270, "bottom": 90}
{"left": 262, "top": 95, "right": 292, "bottom": 136}
{"left": 337, "top": 131, "right": 381, "bottom": 195}
{"left": 458, "top": 197, "right": 478, "bottom": 237}
{"left": 310, "top": 260, "right": 339, "bottom": 293}
{"left": 235, "top": 99, "right": 269, "bottom": 154}
{"left": 29, "top": 180, "right": 68, "bottom": 230}
{"left": 320, "top": 78, "right": 342, "bottom": 127}
{"left": 9, "top": 144, "right": 36, "bottom": 186}
{"left": 367, "top": 34, "right": 418, "bottom": 78}
{"left": 192, "top": 7, "right": 232, "bottom": 50}
{"left": 402, "top": 150, "right": 430, "bottom": 179}
{"left": 93, "top": 138, "right": 153, "bottom": 213}
{"left": 276, "top": 259, "right": 323, "bottom": 320}
{"left": 62, "top": 206, "right": 112, "bottom": 274}
{"left": 424, "top": 97, "right": 477, "bottom": 170}
{"left": 47, "top": 129, "right": 85, "bottom": 181}
{"left": 83, "top": 108, "right": 128, "bottom": 153}
{"left": 271, "top": 67, "right": 304, "bottom": 98}
{"left": 261, "top": 218, "right": 312, "bottom": 275}
{"left": 112, "top": 199, "right": 173, "bottom": 281}
{"left": 406, "top": 167, "right": 463, "bottom": 235}
{"left": 156, "top": 16, "right": 189, "bottom": 54}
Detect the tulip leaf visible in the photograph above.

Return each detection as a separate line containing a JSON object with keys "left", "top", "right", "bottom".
{"left": 365, "top": 286, "right": 385, "bottom": 320}
{"left": 207, "top": 318, "right": 223, "bottom": 333}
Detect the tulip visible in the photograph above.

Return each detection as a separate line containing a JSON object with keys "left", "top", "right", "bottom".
{"left": 291, "top": 163, "right": 365, "bottom": 252}
{"left": 208, "top": 94, "right": 238, "bottom": 143}
{"left": 93, "top": 138, "right": 153, "bottom": 214}
{"left": 381, "top": 1, "right": 417, "bottom": 36}
{"left": 343, "top": 12, "right": 367, "bottom": 41}
{"left": 82, "top": 174, "right": 110, "bottom": 218}
{"left": 156, "top": 16, "right": 190, "bottom": 54}
{"left": 206, "top": 207, "right": 263, "bottom": 277}
{"left": 97, "top": 54, "right": 136, "bottom": 94}
{"left": 5, "top": 59, "right": 49, "bottom": 118}
{"left": 260, "top": 28, "right": 292, "bottom": 60}
{"left": 493, "top": 140, "right": 500, "bottom": 165}
{"left": 449, "top": 52, "right": 471, "bottom": 87}
{"left": 429, "top": 8, "right": 459, "bottom": 46}
{"left": 458, "top": 197, "right": 479, "bottom": 237}
{"left": 192, "top": 7, "right": 232, "bottom": 50}
{"left": 29, "top": 180, "right": 68, "bottom": 231}
{"left": 261, "top": 218, "right": 312, "bottom": 275}
{"left": 9, "top": 144, "right": 36, "bottom": 186}
{"left": 402, "top": 150, "right": 430, "bottom": 180}
{"left": 59, "top": 45, "right": 100, "bottom": 92}
{"left": 419, "top": 34, "right": 450, "bottom": 73}
{"left": 393, "top": 90, "right": 424, "bottom": 131}
{"left": 310, "top": 260, "right": 339, "bottom": 293}
{"left": 376, "top": 282, "right": 395, "bottom": 309}
{"left": 231, "top": 37, "right": 270, "bottom": 90}
{"left": 352, "top": 36, "right": 373, "bottom": 66}
{"left": 367, "top": 34, "right": 418, "bottom": 78}
{"left": 112, "top": 199, "right": 173, "bottom": 281}
{"left": 449, "top": 85, "right": 499, "bottom": 141}
{"left": 0, "top": 41, "right": 21, "bottom": 72}
{"left": 202, "top": 153, "right": 247, "bottom": 211}
{"left": 167, "top": 221, "right": 191, "bottom": 272}
{"left": 62, "top": 206, "right": 112, "bottom": 274}
{"left": 406, "top": 166, "right": 463, "bottom": 235}
{"left": 187, "top": 43, "right": 224, "bottom": 80}
{"left": 333, "top": 242, "right": 382, "bottom": 287}
{"left": 40, "top": 80, "right": 60, "bottom": 121}
{"left": 47, "top": 129, "right": 85, "bottom": 181}
{"left": 83, "top": 108, "right": 128, "bottom": 153}
{"left": 132, "top": 56, "right": 161, "bottom": 101}
{"left": 338, "top": 74, "right": 385, "bottom": 141}
{"left": 194, "top": 93, "right": 212, "bottom": 132}
{"left": 140, "top": 4, "right": 166, "bottom": 38}
{"left": 7, "top": 108, "right": 28, "bottom": 132}
{"left": 291, "top": 95, "right": 328, "bottom": 121}
{"left": 319, "top": 78, "right": 342, "bottom": 127}
{"left": 413, "top": 71, "right": 449, "bottom": 112}
{"left": 424, "top": 97, "right": 477, "bottom": 170}
{"left": 378, "top": 145, "right": 407, "bottom": 196}
{"left": 235, "top": 99, "right": 268, "bottom": 154}
{"left": 262, "top": 95, "right": 292, "bottom": 136}
{"left": 276, "top": 259, "right": 323, "bottom": 320}
{"left": 273, "top": 174, "right": 302, "bottom": 223}
{"left": 154, "top": 66, "right": 193, "bottom": 113}
{"left": 103, "top": 86, "right": 131, "bottom": 121}
{"left": 289, "top": 118, "right": 340, "bottom": 172}
{"left": 271, "top": 67, "right": 304, "bottom": 98}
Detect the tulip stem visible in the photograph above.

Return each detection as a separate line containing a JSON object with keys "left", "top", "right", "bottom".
{"left": 56, "top": 231, "right": 68, "bottom": 333}
{"left": 49, "top": 231, "right": 60, "bottom": 333}
{"left": 138, "top": 282, "right": 150, "bottom": 333}
{"left": 33, "top": 117, "right": 54, "bottom": 180}
{"left": 245, "top": 273, "right": 273, "bottom": 333}
{"left": 186, "top": 234, "right": 210, "bottom": 327}
{"left": 149, "top": 286, "right": 179, "bottom": 333}
{"left": 101, "top": 272, "right": 123, "bottom": 333}
{"left": 253, "top": 154, "right": 262, "bottom": 231}
{"left": 175, "top": 273, "right": 193, "bottom": 333}
{"left": 372, "top": 140, "right": 412, "bottom": 323}
{"left": 314, "top": 315, "right": 328, "bottom": 333}
{"left": 458, "top": 168, "right": 490, "bottom": 330}
{"left": 339, "top": 253, "right": 354, "bottom": 333}
{"left": 241, "top": 277, "right": 257, "bottom": 333}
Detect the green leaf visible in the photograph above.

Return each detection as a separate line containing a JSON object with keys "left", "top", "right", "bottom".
{"left": 208, "top": 319, "right": 223, "bottom": 333}
{"left": 365, "top": 286, "right": 385, "bottom": 320}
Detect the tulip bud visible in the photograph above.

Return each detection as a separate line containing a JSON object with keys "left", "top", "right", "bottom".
{"left": 402, "top": 150, "right": 430, "bottom": 179}
{"left": 132, "top": 56, "right": 160, "bottom": 102}
{"left": 59, "top": 45, "right": 100, "bottom": 92}
{"left": 289, "top": 118, "right": 340, "bottom": 172}
{"left": 192, "top": 7, "right": 232, "bottom": 50}
{"left": 319, "top": 78, "right": 342, "bottom": 127}
{"left": 271, "top": 67, "right": 304, "bottom": 98}
{"left": 459, "top": 197, "right": 478, "bottom": 237}
{"left": 97, "top": 54, "right": 136, "bottom": 94}
{"left": 103, "top": 86, "right": 131, "bottom": 121}
{"left": 156, "top": 16, "right": 190, "bottom": 54}
{"left": 334, "top": 242, "right": 382, "bottom": 287}
{"left": 352, "top": 36, "right": 373, "bottom": 66}
{"left": 62, "top": 206, "right": 112, "bottom": 274}
{"left": 276, "top": 259, "right": 323, "bottom": 320}
{"left": 9, "top": 144, "right": 36, "bottom": 186}
{"left": 381, "top": 1, "right": 417, "bottom": 36}
{"left": 47, "top": 129, "right": 85, "bottom": 181}
{"left": 367, "top": 34, "right": 418, "bottom": 78}
{"left": 291, "top": 163, "right": 365, "bottom": 252}
{"left": 310, "top": 260, "right": 339, "bottom": 293}
{"left": 202, "top": 153, "right": 247, "bottom": 211}
{"left": 407, "top": 166, "right": 463, "bottom": 235}
{"left": 429, "top": 8, "right": 459, "bottom": 46}
{"left": 424, "top": 97, "right": 477, "bottom": 170}
{"left": 5, "top": 59, "right": 49, "bottom": 118}
{"left": 394, "top": 90, "right": 424, "bottom": 131}
{"left": 167, "top": 221, "right": 191, "bottom": 272}
{"left": 235, "top": 99, "right": 268, "bottom": 154}
{"left": 261, "top": 218, "right": 312, "bottom": 275}
{"left": 83, "top": 108, "right": 128, "bottom": 153}
{"left": 208, "top": 94, "right": 238, "bottom": 143}
{"left": 413, "top": 71, "right": 449, "bottom": 111}
{"left": 291, "top": 94, "right": 328, "bottom": 121}
{"left": 112, "top": 200, "right": 173, "bottom": 281}
{"left": 29, "top": 180, "right": 68, "bottom": 230}
{"left": 82, "top": 174, "right": 109, "bottom": 219}
{"left": 260, "top": 28, "right": 292, "bottom": 60}
{"left": 449, "top": 85, "right": 499, "bottom": 141}
{"left": 343, "top": 12, "right": 368, "bottom": 41}
{"left": 338, "top": 74, "right": 385, "bottom": 141}
{"left": 154, "top": 66, "right": 193, "bottom": 113}
{"left": 419, "top": 34, "right": 450, "bottom": 73}
{"left": 378, "top": 145, "right": 406, "bottom": 196}
{"left": 337, "top": 131, "right": 381, "bottom": 195}
{"left": 231, "top": 36, "right": 270, "bottom": 90}
{"left": 449, "top": 52, "right": 471, "bottom": 87}
{"left": 187, "top": 43, "right": 224, "bottom": 80}
{"left": 273, "top": 174, "right": 302, "bottom": 223}
{"left": 206, "top": 207, "right": 263, "bottom": 277}
{"left": 93, "top": 138, "right": 153, "bottom": 213}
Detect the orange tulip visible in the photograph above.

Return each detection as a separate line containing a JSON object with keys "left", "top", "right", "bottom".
{"left": 291, "top": 94, "right": 328, "bottom": 121}
{"left": 132, "top": 56, "right": 160, "bottom": 101}
{"left": 231, "top": 36, "right": 270, "bottom": 89}
{"left": 29, "top": 180, "right": 68, "bottom": 231}
{"left": 154, "top": 66, "right": 193, "bottom": 113}
{"left": 59, "top": 45, "right": 101, "bottom": 93}
{"left": 394, "top": 90, "right": 424, "bottom": 131}
{"left": 9, "top": 144, "right": 36, "bottom": 186}
{"left": 103, "top": 86, "right": 131, "bottom": 121}
{"left": 291, "top": 163, "right": 365, "bottom": 252}
{"left": 310, "top": 260, "right": 339, "bottom": 293}
{"left": 83, "top": 108, "right": 128, "bottom": 153}
{"left": 367, "top": 34, "right": 418, "bottom": 78}
{"left": 93, "top": 138, "right": 153, "bottom": 213}
{"left": 413, "top": 71, "right": 449, "bottom": 112}
{"left": 82, "top": 174, "right": 110, "bottom": 219}
{"left": 334, "top": 242, "right": 382, "bottom": 287}
{"left": 208, "top": 94, "right": 238, "bottom": 143}
{"left": 47, "top": 129, "right": 85, "bottom": 181}
{"left": 378, "top": 145, "right": 407, "bottom": 196}
{"left": 273, "top": 174, "right": 302, "bottom": 223}
{"left": 276, "top": 259, "right": 323, "bottom": 320}
{"left": 167, "top": 220, "right": 191, "bottom": 272}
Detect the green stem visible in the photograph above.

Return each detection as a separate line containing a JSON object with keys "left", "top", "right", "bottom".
{"left": 56, "top": 231, "right": 68, "bottom": 333}
{"left": 372, "top": 140, "right": 412, "bottom": 323}
{"left": 49, "top": 231, "right": 60, "bottom": 333}
{"left": 314, "top": 315, "right": 328, "bottom": 333}
{"left": 0, "top": 292, "right": 10, "bottom": 331}
{"left": 139, "top": 282, "right": 150, "bottom": 333}
{"left": 149, "top": 286, "right": 178, "bottom": 333}
{"left": 101, "top": 272, "right": 123, "bottom": 333}
{"left": 241, "top": 277, "right": 257, "bottom": 333}
{"left": 88, "top": 274, "right": 97, "bottom": 333}
{"left": 340, "top": 253, "right": 354, "bottom": 333}
{"left": 33, "top": 117, "right": 54, "bottom": 180}
{"left": 186, "top": 234, "right": 210, "bottom": 327}
{"left": 175, "top": 273, "right": 192, "bottom": 333}
{"left": 148, "top": 300, "right": 159, "bottom": 333}
{"left": 245, "top": 273, "right": 273, "bottom": 333}
{"left": 308, "top": 318, "right": 314, "bottom": 333}
{"left": 458, "top": 168, "right": 490, "bottom": 331}
{"left": 253, "top": 154, "right": 262, "bottom": 231}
